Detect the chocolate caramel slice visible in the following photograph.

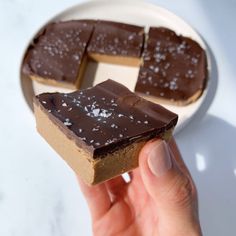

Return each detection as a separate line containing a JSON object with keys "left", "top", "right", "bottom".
{"left": 87, "top": 21, "right": 145, "bottom": 66}
{"left": 23, "top": 20, "right": 95, "bottom": 89}
{"left": 135, "top": 27, "right": 208, "bottom": 105}
{"left": 34, "top": 79, "right": 178, "bottom": 185}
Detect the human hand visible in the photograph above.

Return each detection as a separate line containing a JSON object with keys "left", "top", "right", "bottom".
{"left": 78, "top": 138, "right": 202, "bottom": 236}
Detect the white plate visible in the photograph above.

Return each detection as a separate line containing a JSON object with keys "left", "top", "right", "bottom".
{"left": 20, "top": 0, "right": 211, "bottom": 133}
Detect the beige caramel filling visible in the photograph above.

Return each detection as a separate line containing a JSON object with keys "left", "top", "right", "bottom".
{"left": 88, "top": 53, "right": 141, "bottom": 67}
{"left": 34, "top": 103, "right": 95, "bottom": 184}
{"left": 139, "top": 89, "right": 203, "bottom": 106}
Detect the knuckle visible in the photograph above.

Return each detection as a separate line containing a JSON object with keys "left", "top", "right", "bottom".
{"left": 166, "top": 174, "right": 196, "bottom": 208}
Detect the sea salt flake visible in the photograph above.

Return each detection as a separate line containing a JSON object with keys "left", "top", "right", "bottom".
{"left": 105, "top": 138, "right": 117, "bottom": 145}
{"left": 64, "top": 120, "right": 72, "bottom": 126}
{"left": 191, "top": 57, "right": 198, "bottom": 64}
{"left": 111, "top": 124, "right": 118, "bottom": 129}
{"left": 92, "top": 108, "right": 100, "bottom": 117}
{"left": 142, "top": 80, "right": 147, "bottom": 84}
{"left": 128, "top": 35, "right": 134, "bottom": 40}
{"left": 169, "top": 81, "right": 178, "bottom": 90}
{"left": 100, "top": 109, "right": 112, "bottom": 118}
{"left": 73, "top": 54, "right": 80, "bottom": 61}
{"left": 92, "top": 127, "right": 99, "bottom": 131}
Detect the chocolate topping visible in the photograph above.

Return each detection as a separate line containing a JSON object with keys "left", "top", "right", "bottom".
{"left": 23, "top": 20, "right": 95, "bottom": 84}
{"left": 35, "top": 79, "right": 178, "bottom": 158}
{"left": 135, "top": 27, "right": 207, "bottom": 102}
{"left": 87, "top": 20, "right": 144, "bottom": 58}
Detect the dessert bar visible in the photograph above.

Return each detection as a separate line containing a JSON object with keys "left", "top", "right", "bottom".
{"left": 34, "top": 79, "right": 178, "bottom": 185}
{"left": 87, "top": 20, "right": 144, "bottom": 66}
{"left": 23, "top": 20, "right": 95, "bottom": 89}
{"left": 135, "top": 27, "right": 207, "bottom": 105}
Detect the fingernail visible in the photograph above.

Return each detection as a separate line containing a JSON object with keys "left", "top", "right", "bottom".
{"left": 147, "top": 140, "right": 172, "bottom": 177}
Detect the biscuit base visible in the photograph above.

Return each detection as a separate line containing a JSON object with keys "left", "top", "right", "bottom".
{"left": 88, "top": 53, "right": 141, "bottom": 67}
{"left": 34, "top": 103, "right": 172, "bottom": 185}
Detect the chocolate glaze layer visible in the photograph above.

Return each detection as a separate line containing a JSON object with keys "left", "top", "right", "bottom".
{"left": 87, "top": 20, "right": 144, "bottom": 58}
{"left": 35, "top": 79, "right": 178, "bottom": 158}
{"left": 23, "top": 20, "right": 95, "bottom": 84}
{"left": 135, "top": 27, "right": 208, "bottom": 102}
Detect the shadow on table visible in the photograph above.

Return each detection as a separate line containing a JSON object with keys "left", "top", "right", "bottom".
{"left": 176, "top": 114, "right": 236, "bottom": 236}
{"left": 80, "top": 60, "right": 98, "bottom": 89}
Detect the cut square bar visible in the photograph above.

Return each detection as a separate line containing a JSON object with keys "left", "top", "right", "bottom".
{"left": 135, "top": 27, "right": 208, "bottom": 105}
{"left": 34, "top": 79, "right": 178, "bottom": 185}
{"left": 23, "top": 20, "right": 95, "bottom": 89}
{"left": 87, "top": 20, "right": 145, "bottom": 66}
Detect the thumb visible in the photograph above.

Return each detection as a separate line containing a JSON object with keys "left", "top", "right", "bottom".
{"left": 139, "top": 138, "right": 202, "bottom": 235}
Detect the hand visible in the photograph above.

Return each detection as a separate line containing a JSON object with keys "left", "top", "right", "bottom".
{"left": 78, "top": 138, "right": 202, "bottom": 236}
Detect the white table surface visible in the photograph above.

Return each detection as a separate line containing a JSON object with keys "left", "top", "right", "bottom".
{"left": 0, "top": 0, "right": 235, "bottom": 235}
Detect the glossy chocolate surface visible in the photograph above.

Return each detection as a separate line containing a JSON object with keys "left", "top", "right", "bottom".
{"left": 23, "top": 20, "right": 94, "bottom": 83}
{"left": 35, "top": 80, "right": 178, "bottom": 158}
{"left": 135, "top": 27, "right": 207, "bottom": 101}
{"left": 87, "top": 20, "right": 144, "bottom": 58}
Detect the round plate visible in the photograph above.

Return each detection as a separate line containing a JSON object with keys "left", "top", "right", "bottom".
{"left": 20, "top": 0, "right": 211, "bottom": 133}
